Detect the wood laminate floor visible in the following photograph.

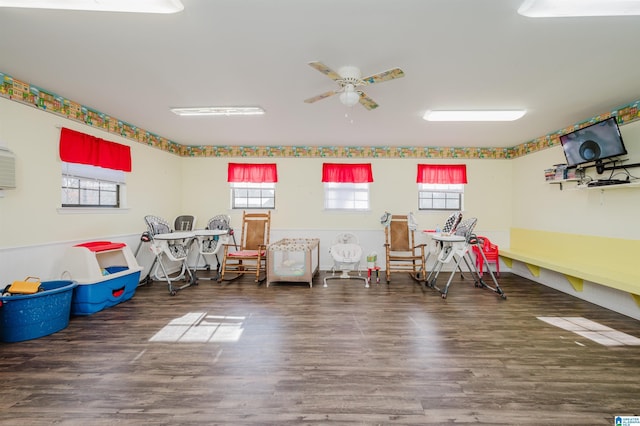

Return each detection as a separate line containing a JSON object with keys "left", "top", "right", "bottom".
{"left": 1, "top": 271, "right": 639, "bottom": 425}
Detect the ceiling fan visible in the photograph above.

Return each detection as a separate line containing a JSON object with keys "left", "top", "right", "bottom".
{"left": 304, "top": 61, "right": 405, "bottom": 110}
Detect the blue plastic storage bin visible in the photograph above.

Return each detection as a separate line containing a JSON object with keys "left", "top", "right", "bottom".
{"left": 58, "top": 241, "right": 143, "bottom": 316}
{"left": 71, "top": 266, "right": 141, "bottom": 316}
{"left": 0, "top": 280, "right": 77, "bottom": 343}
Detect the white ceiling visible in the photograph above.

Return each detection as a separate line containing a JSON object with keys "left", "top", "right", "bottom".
{"left": 1, "top": 0, "right": 639, "bottom": 149}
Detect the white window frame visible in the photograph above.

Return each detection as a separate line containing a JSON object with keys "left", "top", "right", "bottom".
{"left": 418, "top": 183, "right": 464, "bottom": 211}
{"left": 230, "top": 182, "right": 275, "bottom": 209}
{"left": 324, "top": 182, "right": 370, "bottom": 211}
{"left": 61, "top": 162, "right": 126, "bottom": 209}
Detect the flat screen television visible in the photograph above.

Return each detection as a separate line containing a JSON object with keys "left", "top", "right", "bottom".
{"left": 559, "top": 117, "right": 627, "bottom": 169}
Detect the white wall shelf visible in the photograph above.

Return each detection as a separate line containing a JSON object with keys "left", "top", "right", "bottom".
{"left": 572, "top": 181, "right": 640, "bottom": 191}
{"left": 547, "top": 178, "right": 580, "bottom": 190}
{"left": 547, "top": 177, "right": 640, "bottom": 191}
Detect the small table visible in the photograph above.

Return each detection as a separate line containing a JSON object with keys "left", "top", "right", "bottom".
{"left": 367, "top": 266, "right": 381, "bottom": 285}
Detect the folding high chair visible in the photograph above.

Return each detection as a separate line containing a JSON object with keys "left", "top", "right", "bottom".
{"left": 193, "top": 215, "right": 232, "bottom": 280}
{"left": 426, "top": 218, "right": 506, "bottom": 299}
{"left": 144, "top": 215, "right": 196, "bottom": 295}
{"left": 426, "top": 217, "right": 478, "bottom": 298}
{"left": 425, "top": 211, "right": 463, "bottom": 268}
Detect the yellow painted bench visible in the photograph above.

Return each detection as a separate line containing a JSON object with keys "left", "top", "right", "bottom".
{"left": 500, "top": 228, "right": 640, "bottom": 304}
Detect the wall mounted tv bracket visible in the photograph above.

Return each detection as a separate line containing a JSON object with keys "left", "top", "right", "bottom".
{"left": 570, "top": 159, "right": 640, "bottom": 175}
{"left": 594, "top": 159, "right": 640, "bottom": 175}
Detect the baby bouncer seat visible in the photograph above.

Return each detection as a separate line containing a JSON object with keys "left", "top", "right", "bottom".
{"left": 324, "top": 233, "right": 369, "bottom": 288}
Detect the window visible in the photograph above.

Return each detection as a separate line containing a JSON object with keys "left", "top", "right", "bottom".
{"left": 322, "top": 163, "right": 373, "bottom": 211}
{"left": 228, "top": 163, "right": 277, "bottom": 209}
{"left": 62, "top": 177, "right": 119, "bottom": 207}
{"left": 418, "top": 183, "right": 463, "bottom": 211}
{"left": 61, "top": 162, "right": 125, "bottom": 208}
{"left": 58, "top": 128, "right": 131, "bottom": 209}
{"left": 416, "top": 164, "right": 467, "bottom": 212}
{"left": 230, "top": 182, "right": 275, "bottom": 209}
{"left": 324, "top": 182, "right": 370, "bottom": 210}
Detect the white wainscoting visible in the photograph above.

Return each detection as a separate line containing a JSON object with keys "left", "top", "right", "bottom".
{"left": 0, "top": 228, "right": 510, "bottom": 284}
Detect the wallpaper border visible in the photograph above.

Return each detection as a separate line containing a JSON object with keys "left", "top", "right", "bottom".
{"left": 2, "top": 71, "right": 639, "bottom": 159}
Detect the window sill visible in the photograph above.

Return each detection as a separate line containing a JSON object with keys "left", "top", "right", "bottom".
{"left": 323, "top": 208, "right": 372, "bottom": 213}
{"left": 57, "top": 207, "right": 131, "bottom": 214}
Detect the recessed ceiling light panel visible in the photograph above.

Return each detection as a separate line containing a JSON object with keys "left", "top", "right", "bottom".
{"left": 518, "top": 0, "right": 640, "bottom": 17}
{"left": 0, "top": 0, "right": 184, "bottom": 13}
{"left": 423, "top": 110, "right": 526, "bottom": 122}
{"left": 170, "top": 107, "right": 266, "bottom": 117}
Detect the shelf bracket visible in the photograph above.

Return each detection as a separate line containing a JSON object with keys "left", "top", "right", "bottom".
{"left": 564, "top": 275, "right": 584, "bottom": 292}
{"left": 525, "top": 263, "right": 540, "bottom": 277}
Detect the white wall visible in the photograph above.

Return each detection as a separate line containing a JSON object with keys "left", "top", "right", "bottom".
{"left": 0, "top": 93, "right": 515, "bottom": 281}
{"left": 0, "top": 97, "right": 183, "bottom": 281}
{"left": 181, "top": 157, "right": 513, "bottom": 230}
{"left": 511, "top": 119, "right": 640, "bottom": 240}
{"left": 0, "top": 98, "right": 187, "bottom": 247}
{"left": 180, "top": 156, "right": 513, "bottom": 269}
{"left": 510, "top": 119, "right": 640, "bottom": 319}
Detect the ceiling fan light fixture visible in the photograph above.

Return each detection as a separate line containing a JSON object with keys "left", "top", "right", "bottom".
{"left": 170, "top": 106, "right": 265, "bottom": 116}
{"left": 518, "top": 0, "right": 640, "bottom": 17}
{"left": 339, "top": 85, "right": 360, "bottom": 107}
{"left": 423, "top": 110, "right": 527, "bottom": 122}
{"left": 0, "top": 0, "right": 184, "bottom": 13}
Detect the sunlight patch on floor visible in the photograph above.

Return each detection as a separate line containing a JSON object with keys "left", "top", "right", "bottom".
{"left": 149, "top": 312, "right": 245, "bottom": 343}
{"left": 537, "top": 316, "right": 640, "bottom": 347}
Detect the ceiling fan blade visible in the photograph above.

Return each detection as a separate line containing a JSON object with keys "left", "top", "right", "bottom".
{"left": 362, "top": 67, "right": 405, "bottom": 85}
{"left": 308, "top": 61, "right": 342, "bottom": 81}
{"left": 358, "top": 91, "right": 379, "bottom": 110}
{"left": 304, "top": 90, "right": 338, "bottom": 104}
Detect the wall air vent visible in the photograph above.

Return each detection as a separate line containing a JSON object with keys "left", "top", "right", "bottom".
{"left": 0, "top": 147, "right": 16, "bottom": 189}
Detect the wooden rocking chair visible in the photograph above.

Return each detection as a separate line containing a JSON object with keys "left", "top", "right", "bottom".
{"left": 384, "top": 214, "right": 426, "bottom": 283}
{"left": 218, "top": 211, "right": 271, "bottom": 283}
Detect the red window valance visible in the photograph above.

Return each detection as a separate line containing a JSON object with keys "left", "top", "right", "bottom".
{"left": 59, "top": 127, "right": 132, "bottom": 172}
{"left": 322, "top": 163, "right": 374, "bottom": 183}
{"left": 227, "top": 163, "right": 278, "bottom": 183}
{"left": 417, "top": 164, "right": 467, "bottom": 184}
